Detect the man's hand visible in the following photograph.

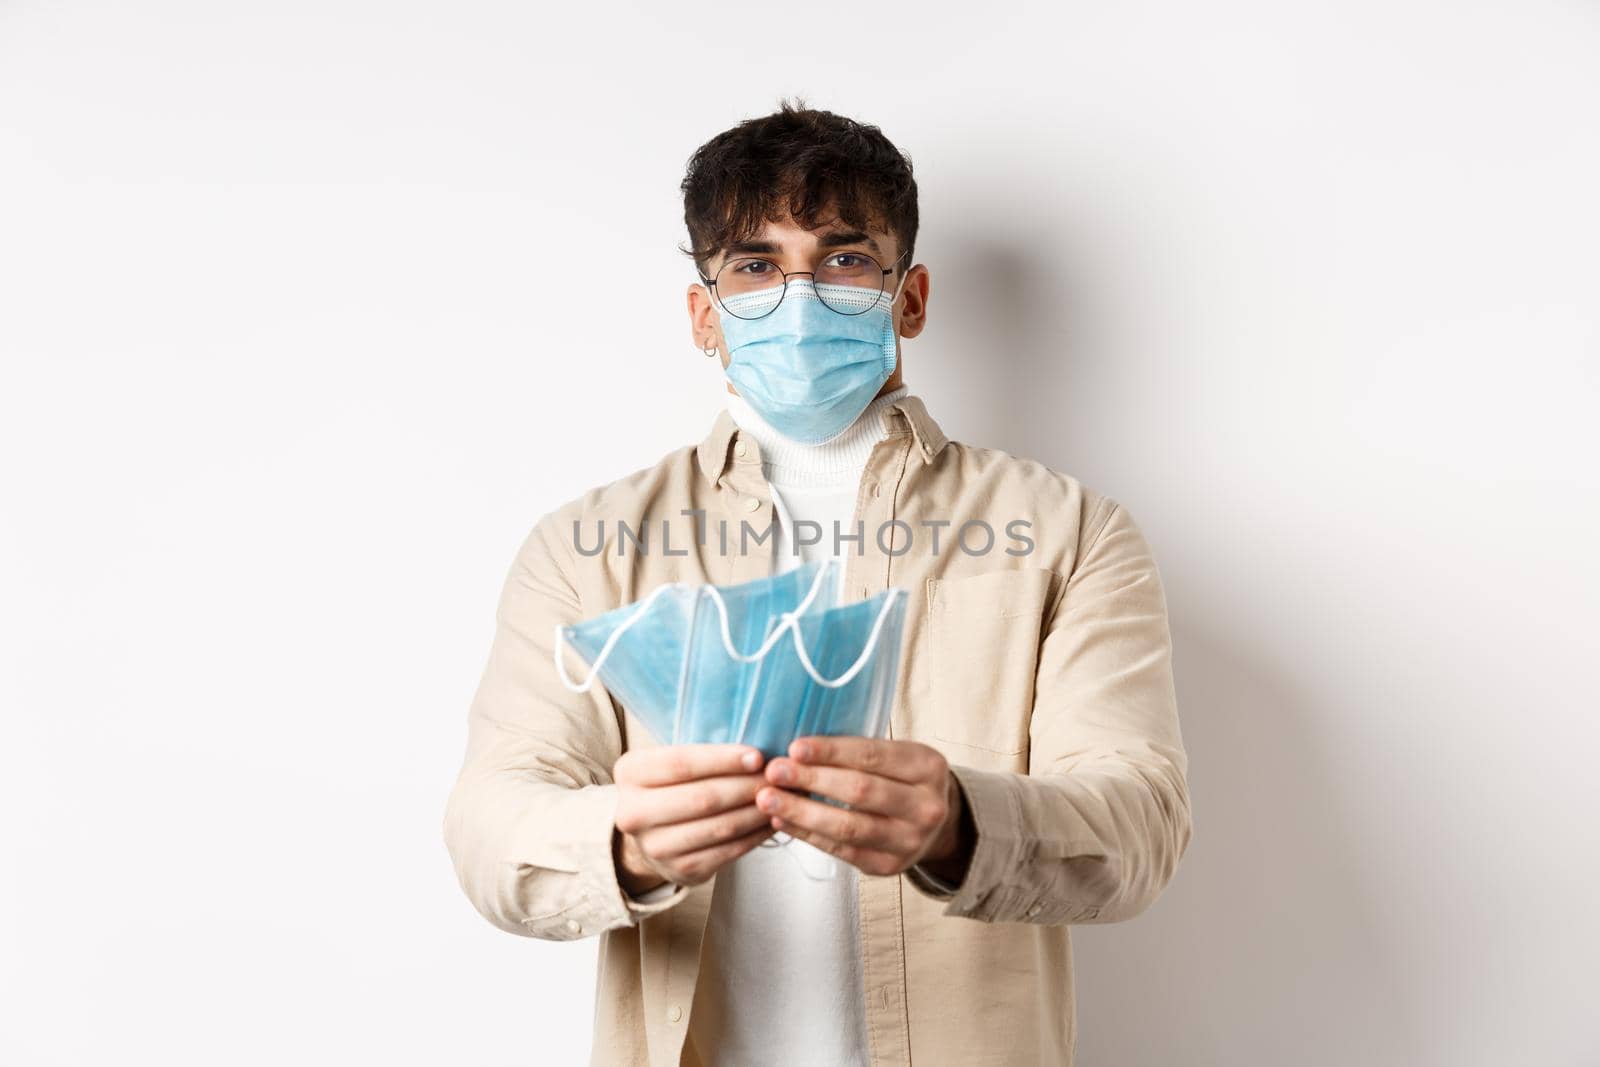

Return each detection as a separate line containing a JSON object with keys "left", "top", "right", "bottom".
{"left": 756, "top": 737, "right": 974, "bottom": 881}
{"left": 612, "top": 744, "right": 774, "bottom": 895}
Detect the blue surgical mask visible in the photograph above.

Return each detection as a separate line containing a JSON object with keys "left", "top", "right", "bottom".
{"left": 718, "top": 276, "right": 906, "bottom": 445}
{"left": 554, "top": 560, "right": 907, "bottom": 758}
{"left": 554, "top": 560, "right": 910, "bottom": 881}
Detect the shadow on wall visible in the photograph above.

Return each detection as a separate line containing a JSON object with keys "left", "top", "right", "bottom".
{"left": 1068, "top": 621, "right": 1425, "bottom": 1066}
{"left": 928, "top": 222, "right": 1426, "bottom": 1062}
{"left": 916, "top": 221, "right": 1101, "bottom": 473}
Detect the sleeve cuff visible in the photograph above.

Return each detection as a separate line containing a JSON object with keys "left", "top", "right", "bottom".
{"left": 917, "top": 766, "right": 1114, "bottom": 925}
{"left": 514, "top": 783, "right": 687, "bottom": 939}
{"left": 623, "top": 879, "right": 686, "bottom": 914}
{"left": 628, "top": 882, "right": 678, "bottom": 904}
{"left": 925, "top": 765, "right": 1027, "bottom": 921}
{"left": 594, "top": 786, "right": 690, "bottom": 923}
{"left": 905, "top": 771, "right": 977, "bottom": 900}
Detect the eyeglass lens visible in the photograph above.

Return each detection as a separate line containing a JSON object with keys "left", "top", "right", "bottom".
{"left": 714, "top": 252, "right": 892, "bottom": 319}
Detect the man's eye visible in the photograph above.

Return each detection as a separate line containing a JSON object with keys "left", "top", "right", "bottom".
{"left": 826, "top": 253, "right": 867, "bottom": 270}
{"left": 734, "top": 260, "right": 774, "bottom": 275}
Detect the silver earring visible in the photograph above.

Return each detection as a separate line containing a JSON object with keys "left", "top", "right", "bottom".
{"left": 702, "top": 344, "right": 719, "bottom": 358}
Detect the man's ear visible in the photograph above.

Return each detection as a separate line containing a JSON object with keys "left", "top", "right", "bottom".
{"left": 896, "top": 264, "right": 930, "bottom": 340}
{"left": 687, "top": 282, "right": 727, "bottom": 361}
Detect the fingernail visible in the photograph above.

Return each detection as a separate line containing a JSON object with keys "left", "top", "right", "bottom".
{"left": 769, "top": 762, "right": 791, "bottom": 785}
{"left": 741, "top": 750, "right": 761, "bottom": 771}
{"left": 758, "top": 790, "right": 779, "bottom": 813}
{"left": 792, "top": 741, "right": 811, "bottom": 761}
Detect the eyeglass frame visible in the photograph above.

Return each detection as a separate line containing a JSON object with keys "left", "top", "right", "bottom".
{"left": 698, "top": 248, "right": 911, "bottom": 319}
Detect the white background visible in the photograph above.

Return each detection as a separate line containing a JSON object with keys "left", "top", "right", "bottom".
{"left": 3, "top": 2, "right": 1597, "bottom": 1064}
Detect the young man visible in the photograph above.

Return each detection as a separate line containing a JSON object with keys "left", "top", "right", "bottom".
{"left": 444, "top": 103, "right": 1192, "bottom": 1066}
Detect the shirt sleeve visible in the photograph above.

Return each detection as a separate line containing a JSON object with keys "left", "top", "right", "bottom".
{"left": 628, "top": 881, "right": 682, "bottom": 905}
{"left": 442, "top": 502, "right": 688, "bottom": 940}
{"left": 906, "top": 499, "right": 1193, "bottom": 925}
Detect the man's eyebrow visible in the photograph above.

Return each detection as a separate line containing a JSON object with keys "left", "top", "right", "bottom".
{"left": 725, "top": 239, "right": 782, "bottom": 256}
{"left": 817, "top": 230, "right": 883, "bottom": 255}
{"left": 719, "top": 231, "right": 884, "bottom": 261}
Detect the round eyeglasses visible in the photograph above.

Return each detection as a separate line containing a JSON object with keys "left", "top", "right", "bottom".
{"left": 701, "top": 250, "right": 909, "bottom": 320}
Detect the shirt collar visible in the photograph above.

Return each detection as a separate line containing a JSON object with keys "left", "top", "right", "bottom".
{"left": 696, "top": 391, "right": 949, "bottom": 486}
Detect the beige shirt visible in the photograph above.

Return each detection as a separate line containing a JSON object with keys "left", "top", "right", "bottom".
{"left": 685, "top": 388, "right": 900, "bottom": 1066}
{"left": 442, "top": 394, "right": 1193, "bottom": 1066}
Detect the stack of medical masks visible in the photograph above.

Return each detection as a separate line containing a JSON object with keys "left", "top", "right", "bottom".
{"left": 554, "top": 561, "right": 908, "bottom": 880}
{"left": 554, "top": 560, "right": 908, "bottom": 759}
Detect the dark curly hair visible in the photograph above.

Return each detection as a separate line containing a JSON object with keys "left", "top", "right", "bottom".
{"left": 680, "top": 99, "right": 919, "bottom": 279}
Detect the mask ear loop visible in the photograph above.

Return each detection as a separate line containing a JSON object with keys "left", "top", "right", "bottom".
{"left": 550, "top": 558, "right": 837, "bottom": 693}
{"left": 756, "top": 585, "right": 907, "bottom": 879}
{"left": 886, "top": 264, "right": 911, "bottom": 372}
{"left": 689, "top": 558, "right": 904, "bottom": 690}
{"left": 887, "top": 261, "right": 911, "bottom": 305}
{"left": 735, "top": 563, "right": 821, "bottom": 852}
{"left": 741, "top": 561, "right": 840, "bottom": 858}
{"left": 726, "top": 560, "right": 840, "bottom": 745}
{"left": 552, "top": 580, "right": 690, "bottom": 693}
{"left": 761, "top": 830, "right": 847, "bottom": 880}
{"left": 784, "top": 586, "right": 906, "bottom": 689}
{"left": 702, "top": 558, "right": 837, "bottom": 666}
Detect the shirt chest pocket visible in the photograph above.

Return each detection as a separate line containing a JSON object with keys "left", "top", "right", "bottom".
{"left": 922, "top": 568, "right": 1061, "bottom": 757}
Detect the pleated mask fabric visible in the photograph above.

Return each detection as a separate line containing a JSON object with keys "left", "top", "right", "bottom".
{"left": 554, "top": 560, "right": 908, "bottom": 760}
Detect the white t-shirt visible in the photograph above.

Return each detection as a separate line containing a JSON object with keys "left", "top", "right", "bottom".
{"left": 685, "top": 386, "right": 908, "bottom": 1067}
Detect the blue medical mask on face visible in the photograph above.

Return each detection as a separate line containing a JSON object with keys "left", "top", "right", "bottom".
{"left": 718, "top": 275, "right": 906, "bottom": 445}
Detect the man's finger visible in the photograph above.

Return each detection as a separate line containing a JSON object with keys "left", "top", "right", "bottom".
{"left": 616, "top": 774, "right": 766, "bottom": 833}
{"left": 669, "top": 824, "right": 774, "bottom": 885}
{"left": 642, "top": 802, "right": 774, "bottom": 858}
{"left": 764, "top": 759, "right": 923, "bottom": 819}
{"left": 756, "top": 786, "right": 919, "bottom": 854}
{"left": 616, "top": 743, "right": 764, "bottom": 787}
{"left": 788, "top": 736, "right": 935, "bottom": 784}
{"left": 769, "top": 822, "right": 905, "bottom": 878}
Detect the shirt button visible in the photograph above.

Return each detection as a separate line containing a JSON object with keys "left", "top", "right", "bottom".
{"left": 734, "top": 441, "right": 748, "bottom": 458}
{"left": 1027, "top": 904, "right": 1043, "bottom": 918}
{"left": 667, "top": 1005, "right": 683, "bottom": 1023}
{"left": 564, "top": 918, "right": 582, "bottom": 934}
{"left": 744, "top": 496, "right": 761, "bottom": 512}
{"left": 872, "top": 483, "right": 882, "bottom": 498}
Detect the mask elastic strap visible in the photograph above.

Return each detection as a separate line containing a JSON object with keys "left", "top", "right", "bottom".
{"left": 784, "top": 586, "right": 906, "bottom": 689}
{"left": 698, "top": 558, "right": 839, "bottom": 665}
{"left": 759, "top": 831, "right": 845, "bottom": 880}
{"left": 888, "top": 263, "right": 910, "bottom": 304}
{"left": 583, "top": 563, "right": 897, "bottom": 689}
{"left": 552, "top": 579, "right": 688, "bottom": 693}
{"left": 551, "top": 560, "right": 839, "bottom": 692}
